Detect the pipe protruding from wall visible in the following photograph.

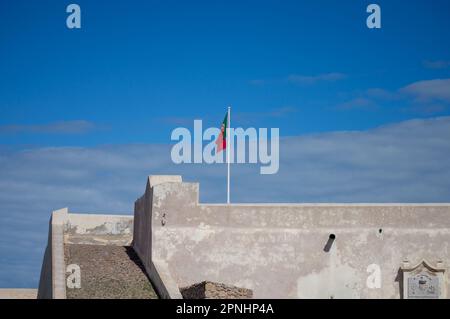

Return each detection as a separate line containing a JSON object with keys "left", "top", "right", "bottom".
{"left": 323, "top": 233, "right": 336, "bottom": 252}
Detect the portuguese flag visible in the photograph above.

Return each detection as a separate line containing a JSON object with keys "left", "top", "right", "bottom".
{"left": 215, "top": 112, "right": 228, "bottom": 153}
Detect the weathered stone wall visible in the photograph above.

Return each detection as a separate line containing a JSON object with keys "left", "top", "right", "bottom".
{"left": 135, "top": 176, "right": 450, "bottom": 299}
{"left": 65, "top": 213, "right": 133, "bottom": 246}
{"left": 38, "top": 175, "right": 450, "bottom": 299}
{"left": 37, "top": 208, "right": 67, "bottom": 299}
{"left": 37, "top": 210, "right": 134, "bottom": 299}
{"left": 133, "top": 176, "right": 183, "bottom": 299}
{"left": 180, "top": 281, "right": 253, "bottom": 299}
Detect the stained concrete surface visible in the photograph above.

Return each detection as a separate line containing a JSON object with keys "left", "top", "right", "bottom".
{"left": 64, "top": 244, "right": 158, "bottom": 299}
{"left": 0, "top": 289, "right": 37, "bottom": 299}
{"left": 134, "top": 178, "right": 450, "bottom": 298}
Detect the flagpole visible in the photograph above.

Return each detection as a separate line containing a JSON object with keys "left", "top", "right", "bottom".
{"left": 227, "top": 106, "right": 231, "bottom": 204}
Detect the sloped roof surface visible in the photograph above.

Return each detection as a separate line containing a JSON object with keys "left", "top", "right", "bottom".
{"left": 64, "top": 244, "right": 158, "bottom": 299}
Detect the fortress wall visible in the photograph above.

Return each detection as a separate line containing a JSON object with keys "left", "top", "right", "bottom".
{"left": 65, "top": 213, "right": 133, "bottom": 245}
{"left": 37, "top": 208, "right": 67, "bottom": 299}
{"left": 37, "top": 219, "right": 53, "bottom": 299}
{"left": 37, "top": 210, "right": 134, "bottom": 298}
{"left": 133, "top": 176, "right": 184, "bottom": 299}
{"left": 138, "top": 177, "right": 450, "bottom": 299}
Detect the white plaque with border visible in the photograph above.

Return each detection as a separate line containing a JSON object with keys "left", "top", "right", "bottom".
{"left": 401, "top": 260, "right": 446, "bottom": 299}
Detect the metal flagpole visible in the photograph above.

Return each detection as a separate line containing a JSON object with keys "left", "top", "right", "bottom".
{"left": 227, "top": 106, "right": 231, "bottom": 204}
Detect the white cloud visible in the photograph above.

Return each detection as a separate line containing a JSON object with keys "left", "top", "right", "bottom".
{"left": 1, "top": 116, "right": 450, "bottom": 287}
{"left": 337, "top": 79, "right": 450, "bottom": 114}
{"left": 401, "top": 78, "right": 450, "bottom": 103}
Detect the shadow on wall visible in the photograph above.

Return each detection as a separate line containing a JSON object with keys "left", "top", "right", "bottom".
{"left": 394, "top": 268, "right": 403, "bottom": 299}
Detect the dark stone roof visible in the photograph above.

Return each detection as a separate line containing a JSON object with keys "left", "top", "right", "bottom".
{"left": 64, "top": 244, "right": 158, "bottom": 299}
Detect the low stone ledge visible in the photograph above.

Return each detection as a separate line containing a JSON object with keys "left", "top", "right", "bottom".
{"left": 0, "top": 289, "right": 37, "bottom": 299}
{"left": 180, "top": 281, "right": 253, "bottom": 299}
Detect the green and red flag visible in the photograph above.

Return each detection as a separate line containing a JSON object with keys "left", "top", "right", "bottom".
{"left": 215, "top": 112, "right": 228, "bottom": 153}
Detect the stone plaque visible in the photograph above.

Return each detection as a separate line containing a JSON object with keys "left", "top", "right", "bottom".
{"left": 401, "top": 259, "right": 446, "bottom": 299}
{"left": 407, "top": 273, "right": 439, "bottom": 299}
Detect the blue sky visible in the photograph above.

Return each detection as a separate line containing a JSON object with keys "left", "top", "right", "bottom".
{"left": 1, "top": 0, "right": 450, "bottom": 146}
{"left": 1, "top": 1, "right": 450, "bottom": 288}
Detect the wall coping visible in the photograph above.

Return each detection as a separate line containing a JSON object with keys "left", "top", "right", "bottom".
{"left": 200, "top": 203, "right": 450, "bottom": 207}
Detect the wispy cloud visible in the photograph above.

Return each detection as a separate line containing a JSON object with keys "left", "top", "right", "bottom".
{"left": 404, "top": 103, "right": 448, "bottom": 115}
{"left": 336, "top": 78, "right": 450, "bottom": 114}
{"left": 154, "top": 107, "right": 298, "bottom": 127}
{"left": 0, "top": 120, "right": 97, "bottom": 135}
{"left": 248, "top": 73, "right": 347, "bottom": 87}
{"left": 423, "top": 60, "right": 450, "bottom": 69}
{"left": 288, "top": 73, "right": 347, "bottom": 85}
{"left": 335, "top": 97, "right": 376, "bottom": 111}
{"left": 1, "top": 116, "right": 450, "bottom": 287}
{"left": 401, "top": 78, "right": 450, "bottom": 103}
{"left": 365, "top": 88, "right": 400, "bottom": 101}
